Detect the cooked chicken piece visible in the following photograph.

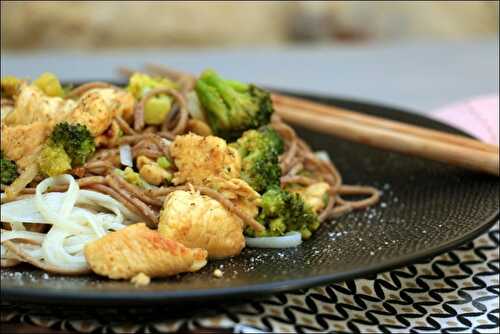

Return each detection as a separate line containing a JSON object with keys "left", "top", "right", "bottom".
{"left": 136, "top": 155, "right": 154, "bottom": 170}
{"left": 84, "top": 223, "right": 208, "bottom": 280}
{"left": 205, "top": 176, "right": 261, "bottom": 218}
{"left": 139, "top": 164, "right": 170, "bottom": 186}
{"left": 1, "top": 85, "right": 75, "bottom": 166}
{"left": 291, "top": 182, "right": 330, "bottom": 212}
{"left": 115, "top": 91, "right": 136, "bottom": 123}
{"left": 159, "top": 190, "right": 245, "bottom": 259}
{"left": 94, "top": 119, "right": 121, "bottom": 148}
{"left": 66, "top": 88, "right": 135, "bottom": 137}
{"left": 1, "top": 86, "right": 135, "bottom": 167}
{"left": 3, "top": 84, "right": 76, "bottom": 127}
{"left": 1, "top": 121, "right": 51, "bottom": 168}
{"left": 170, "top": 133, "right": 240, "bottom": 185}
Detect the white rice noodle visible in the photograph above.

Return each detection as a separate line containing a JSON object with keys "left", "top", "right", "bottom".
{"left": 245, "top": 231, "right": 302, "bottom": 249}
{"left": 1, "top": 230, "right": 45, "bottom": 244}
{"left": 0, "top": 174, "right": 139, "bottom": 272}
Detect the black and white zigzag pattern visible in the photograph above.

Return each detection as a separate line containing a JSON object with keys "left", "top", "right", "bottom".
{"left": 1, "top": 223, "right": 499, "bottom": 333}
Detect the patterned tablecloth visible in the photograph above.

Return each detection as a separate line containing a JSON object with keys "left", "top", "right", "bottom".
{"left": 1, "top": 97, "right": 499, "bottom": 333}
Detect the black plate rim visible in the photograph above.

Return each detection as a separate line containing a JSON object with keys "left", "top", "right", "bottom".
{"left": 2, "top": 92, "right": 498, "bottom": 306}
{"left": 1, "top": 211, "right": 497, "bottom": 306}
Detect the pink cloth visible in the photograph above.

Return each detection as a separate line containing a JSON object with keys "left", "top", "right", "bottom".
{"left": 432, "top": 95, "right": 499, "bottom": 145}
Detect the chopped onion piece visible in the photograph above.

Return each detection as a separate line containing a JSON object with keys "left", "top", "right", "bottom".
{"left": 315, "top": 150, "right": 331, "bottom": 162}
{"left": 186, "top": 91, "right": 206, "bottom": 122}
{"left": 245, "top": 231, "right": 302, "bottom": 249}
{"left": 119, "top": 144, "right": 133, "bottom": 167}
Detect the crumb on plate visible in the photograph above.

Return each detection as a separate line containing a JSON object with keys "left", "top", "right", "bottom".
{"left": 131, "top": 272, "right": 151, "bottom": 286}
{"left": 213, "top": 269, "right": 223, "bottom": 278}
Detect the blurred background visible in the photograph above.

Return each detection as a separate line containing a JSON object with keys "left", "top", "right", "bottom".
{"left": 1, "top": 1, "right": 499, "bottom": 50}
{"left": 1, "top": 1, "right": 498, "bottom": 112}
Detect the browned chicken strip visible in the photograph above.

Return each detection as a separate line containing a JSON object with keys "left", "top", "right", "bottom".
{"left": 1, "top": 121, "right": 51, "bottom": 168}
{"left": 205, "top": 176, "right": 261, "bottom": 218}
{"left": 84, "top": 223, "right": 208, "bottom": 279}
{"left": 1, "top": 85, "right": 135, "bottom": 167}
{"left": 170, "top": 133, "right": 241, "bottom": 185}
{"left": 1, "top": 85, "right": 76, "bottom": 167}
{"left": 159, "top": 190, "right": 246, "bottom": 259}
{"left": 66, "top": 88, "right": 135, "bottom": 137}
{"left": 3, "top": 84, "right": 75, "bottom": 126}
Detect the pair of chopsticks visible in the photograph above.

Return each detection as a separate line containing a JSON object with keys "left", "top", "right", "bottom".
{"left": 272, "top": 94, "right": 499, "bottom": 176}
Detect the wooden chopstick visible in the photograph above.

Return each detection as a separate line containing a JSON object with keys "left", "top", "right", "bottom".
{"left": 272, "top": 94, "right": 498, "bottom": 154}
{"left": 273, "top": 99, "right": 499, "bottom": 177}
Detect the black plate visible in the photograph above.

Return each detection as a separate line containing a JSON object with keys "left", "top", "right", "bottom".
{"left": 1, "top": 92, "right": 499, "bottom": 307}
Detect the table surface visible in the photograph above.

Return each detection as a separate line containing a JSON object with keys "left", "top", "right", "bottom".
{"left": 1, "top": 39, "right": 498, "bottom": 334}
{"left": 1, "top": 38, "right": 498, "bottom": 113}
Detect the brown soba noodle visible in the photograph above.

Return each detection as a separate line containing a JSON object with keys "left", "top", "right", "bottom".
{"left": 270, "top": 116, "right": 380, "bottom": 222}
{"left": 67, "top": 81, "right": 120, "bottom": 98}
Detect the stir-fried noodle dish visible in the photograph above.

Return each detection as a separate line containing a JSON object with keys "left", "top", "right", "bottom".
{"left": 0, "top": 67, "right": 379, "bottom": 283}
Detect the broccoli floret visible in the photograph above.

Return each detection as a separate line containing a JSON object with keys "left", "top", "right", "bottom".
{"left": 127, "top": 73, "right": 176, "bottom": 125}
{"left": 144, "top": 95, "right": 172, "bottom": 125}
{"left": 127, "top": 73, "right": 176, "bottom": 99}
{"left": 33, "top": 72, "right": 64, "bottom": 97}
{"left": 37, "top": 123, "right": 94, "bottom": 177}
{"left": 38, "top": 144, "right": 72, "bottom": 177}
{"left": 114, "top": 167, "right": 151, "bottom": 188}
{"left": 247, "top": 186, "right": 320, "bottom": 240}
{"left": 156, "top": 156, "right": 173, "bottom": 170}
{"left": 231, "top": 126, "right": 284, "bottom": 193}
{"left": 0, "top": 151, "right": 18, "bottom": 185}
{"left": 195, "top": 69, "right": 274, "bottom": 140}
{"left": 122, "top": 167, "right": 144, "bottom": 187}
{"left": 50, "top": 122, "right": 96, "bottom": 166}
